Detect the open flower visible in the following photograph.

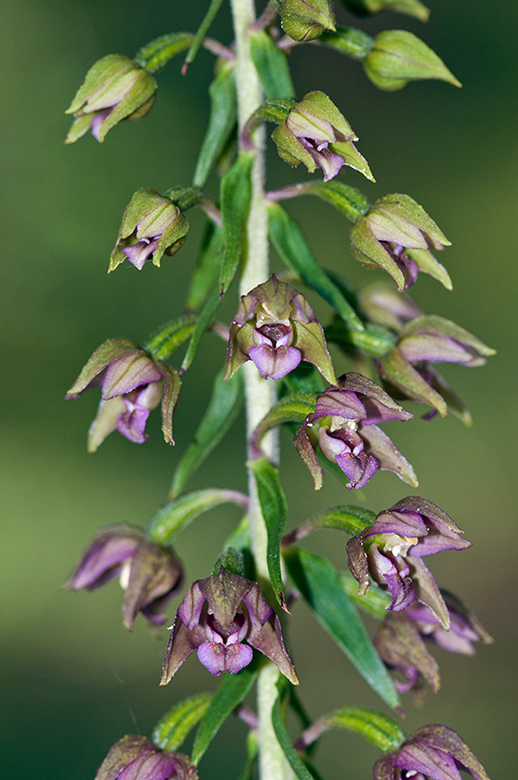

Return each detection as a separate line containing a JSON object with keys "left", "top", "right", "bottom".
{"left": 347, "top": 496, "right": 470, "bottom": 627}
{"left": 161, "top": 567, "right": 298, "bottom": 684}
{"left": 272, "top": 91, "right": 373, "bottom": 181}
{"left": 225, "top": 275, "right": 336, "bottom": 383}
{"left": 66, "top": 338, "right": 181, "bottom": 451}
{"left": 293, "top": 372, "right": 416, "bottom": 490}
{"left": 374, "top": 724, "right": 490, "bottom": 780}
{"left": 96, "top": 735, "right": 197, "bottom": 780}
{"left": 65, "top": 55, "right": 157, "bottom": 143}
{"left": 65, "top": 524, "right": 183, "bottom": 630}
{"left": 350, "top": 193, "right": 451, "bottom": 290}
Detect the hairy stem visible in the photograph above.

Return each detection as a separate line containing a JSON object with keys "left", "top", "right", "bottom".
{"left": 229, "top": 0, "right": 291, "bottom": 778}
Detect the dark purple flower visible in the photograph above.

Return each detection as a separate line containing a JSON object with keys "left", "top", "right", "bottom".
{"left": 225, "top": 275, "right": 336, "bottom": 384}
{"left": 347, "top": 496, "right": 470, "bottom": 627}
{"left": 293, "top": 372, "right": 416, "bottom": 490}
{"left": 66, "top": 338, "right": 181, "bottom": 451}
{"left": 160, "top": 567, "right": 298, "bottom": 685}
{"left": 66, "top": 524, "right": 183, "bottom": 630}
{"left": 95, "top": 735, "right": 197, "bottom": 780}
{"left": 373, "top": 724, "right": 490, "bottom": 780}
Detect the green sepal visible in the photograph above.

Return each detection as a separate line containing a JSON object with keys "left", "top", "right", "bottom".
{"left": 220, "top": 152, "right": 254, "bottom": 295}
{"left": 319, "top": 26, "right": 374, "bottom": 60}
{"left": 170, "top": 369, "right": 244, "bottom": 497}
{"left": 380, "top": 347, "right": 448, "bottom": 415}
{"left": 194, "top": 63, "right": 237, "bottom": 188}
{"left": 285, "top": 547, "right": 401, "bottom": 708}
{"left": 182, "top": 0, "right": 225, "bottom": 73}
{"left": 365, "top": 30, "right": 461, "bottom": 91}
{"left": 181, "top": 287, "right": 222, "bottom": 372}
{"left": 212, "top": 547, "right": 246, "bottom": 576}
{"left": 134, "top": 32, "right": 194, "bottom": 72}
{"left": 300, "top": 707, "right": 406, "bottom": 752}
{"left": 191, "top": 655, "right": 260, "bottom": 765}
{"left": 251, "top": 458, "right": 288, "bottom": 610}
{"left": 272, "top": 681, "right": 316, "bottom": 780}
{"left": 152, "top": 693, "right": 212, "bottom": 751}
{"left": 279, "top": 0, "right": 336, "bottom": 43}
{"left": 147, "top": 488, "right": 248, "bottom": 546}
{"left": 250, "top": 31, "right": 295, "bottom": 100}
{"left": 187, "top": 222, "right": 224, "bottom": 312}
{"left": 143, "top": 314, "right": 197, "bottom": 361}
{"left": 249, "top": 392, "right": 316, "bottom": 458}
{"left": 267, "top": 202, "right": 365, "bottom": 333}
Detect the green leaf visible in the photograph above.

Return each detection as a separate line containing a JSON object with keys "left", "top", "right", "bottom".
{"left": 152, "top": 693, "right": 212, "bottom": 751}
{"left": 181, "top": 286, "right": 222, "bottom": 373}
{"left": 143, "top": 314, "right": 197, "bottom": 361}
{"left": 250, "top": 31, "right": 295, "bottom": 100}
{"left": 249, "top": 392, "right": 316, "bottom": 458}
{"left": 251, "top": 458, "right": 288, "bottom": 609}
{"left": 272, "top": 687, "right": 316, "bottom": 780}
{"left": 220, "top": 152, "right": 254, "bottom": 295}
{"left": 285, "top": 548, "right": 400, "bottom": 708}
{"left": 187, "top": 222, "right": 224, "bottom": 312}
{"left": 194, "top": 64, "right": 237, "bottom": 188}
{"left": 267, "top": 202, "right": 365, "bottom": 333}
{"left": 170, "top": 369, "right": 244, "bottom": 497}
{"left": 191, "top": 656, "right": 259, "bottom": 766}
{"left": 302, "top": 706, "right": 405, "bottom": 752}
{"left": 182, "top": 0, "right": 225, "bottom": 73}
{"left": 147, "top": 488, "right": 248, "bottom": 546}
{"left": 134, "top": 32, "right": 194, "bottom": 72}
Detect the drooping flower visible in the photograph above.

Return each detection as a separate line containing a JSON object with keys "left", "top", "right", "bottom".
{"left": 65, "top": 524, "right": 183, "bottom": 630}
{"left": 225, "top": 275, "right": 336, "bottom": 384}
{"left": 279, "top": 0, "right": 336, "bottom": 42}
{"left": 160, "top": 567, "right": 299, "bottom": 685}
{"left": 350, "top": 193, "right": 451, "bottom": 290}
{"left": 272, "top": 91, "right": 374, "bottom": 181}
{"left": 347, "top": 496, "right": 471, "bottom": 626}
{"left": 293, "top": 372, "right": 416, "bottom": 490}
{"left": 66, "top": 338, "right": 181, "bottom": 451}
{"left": 109, "top": 188, "right": 189, "bottom": 272}
{"left": 65, "top": 55, "right": 157, "bottom": 144}
{"left": 95, "top": 735, "right": 197, "bottom": 780}
{"left": 373, "top": 724, "right": 490, "bottom": 780}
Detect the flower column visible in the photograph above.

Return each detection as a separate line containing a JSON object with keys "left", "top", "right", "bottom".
{"left": 229, "top": 0, "right": 291, "bottom": 778}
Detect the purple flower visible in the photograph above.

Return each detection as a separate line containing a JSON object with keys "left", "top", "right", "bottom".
{"left": 347, "top": 496, "right": 470, "bottom": 627}
{"left": 293, "top": 372, "right": 416, "bottom": 490}
{"left": 272, "top": 91, "right": 373, "bottom": 182}
{"left": 65, "top": 55, "right": 157, "bottom": 144}
{"left": 373, "top": 724, "right": 490, "bottom": 780}
{"left": 66, "top": 338, "right": 181, "bottom": 451}
{"left": 160, "top": 567, "right": 298, "bottom": 685}
{"left": 65, "top": 524, "right": 183, "bottom": 630}
{"left": 108, "top": 189, "right": 189, "bottom": 272}
{"left": 225, "top": 275, "right": 336, "bottom": 384}
{"left": 95, "top": 735, "right": 197, "bottom": 780}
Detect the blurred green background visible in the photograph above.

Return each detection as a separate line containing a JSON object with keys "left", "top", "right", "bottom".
{"left": 1, "top": 0, "right": 516, "bottom": 776}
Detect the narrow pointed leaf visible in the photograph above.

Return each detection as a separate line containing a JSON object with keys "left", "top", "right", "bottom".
{"left": 187, "top": 222, "right": 224, "bottom": 312}
{"left": 220, "top": 152, "right": 254, "bottom": 295}
{"left": 147, "top": 488, "right": 248, "bottom": 546}
{"left": 170, "top": 369, "right": 244, "bottom": 497}
{"left": 251, "top": 458, "right": 288, "bottom": 608}
{"left": 152, "top": 693, "right": 212, "bottom": 751}
{"left": 191, "top": 656, "right": 259, "bottom": 766}
{"left": 250, "top": 31, "right": 295, "bottom": 100}
{"left": 181, "top": 286, "right": 222, "bottom": 372}
{"left": 135, "top": 32, "right": 194, "bottom": 72}
{"left": 285, "top": 548, "right": 400, "bottom": 708}
{"left": 143, "top": 315, "right": 197, "bottom": 361}
{"left": 268, "top": 202, "right": 365, "bottom": 333}
{"left": 183, "top": 0, "right": 224, "bottom": 72}
{"left": 272, "top": 689, "right": 316, "bottom": 780}
{"left": 194, "top": 65, "right": 237, "bottom": 188}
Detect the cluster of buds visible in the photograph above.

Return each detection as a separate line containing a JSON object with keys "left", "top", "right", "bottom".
{"left": 225, "top": 275, "right": 336, "bottom": 384}
{"left": 272, "top": 91, "right": 374, "bottom": 182}
{"left": 293, "top": 372, "right": 416, "bottom": 490}
{"left": 66, "top": 525, "right": 183, "bottom": 630}
{"left": 374, "top": 724, "right": 490, "bottom": 780}
{"left": 96, "top": 735, "right": 197, "bottom": 780}
{"left": 66, "top": 338, "right": 181, "bottom": 451}
{"left": 65, "top": 55, "right": 157, "bottom": 143}
{"left": 161, "top": 567, "right": 298, "bottom": 684}
{"left": 347, "top": 496, "right": 470, "bottom": 625}
{"left": 350, "top": 193, "right": 451, "bottom": 290}
{"left": 109, "top": 188, "right": 189, "bottom": 272}
{"left": 278, "top": 0, "right": 336, "bottom": 42}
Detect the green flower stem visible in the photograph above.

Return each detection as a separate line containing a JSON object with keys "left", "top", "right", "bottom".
{"left": 229, "top": 0, "right": 292, "bottom": 778}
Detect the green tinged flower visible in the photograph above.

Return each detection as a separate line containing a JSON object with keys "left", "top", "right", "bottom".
{"left": 279, "top": 0, "right": 336, "bottom": 42}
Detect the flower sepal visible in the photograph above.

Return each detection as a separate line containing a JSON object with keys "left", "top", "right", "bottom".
{"left": 279, "top": 0, "right": 336, "bottom": 42}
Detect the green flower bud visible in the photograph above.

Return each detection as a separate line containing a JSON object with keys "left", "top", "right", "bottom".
{"left": 65, "top": 54, "right": 157, "bottom": 143}
{"left": 339, "top": 0, "right": 429, "bottom": 22}
{"left": 109, "top": 188, "right": 189, "bottom": 272}
{"left": 279, "top": 0, "right": 336, "bottom": 42}
{"left": 364, "top": 31, "right": 461, "bottom": 91}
